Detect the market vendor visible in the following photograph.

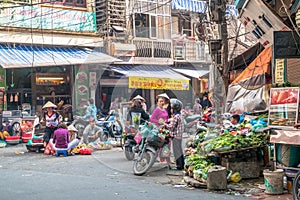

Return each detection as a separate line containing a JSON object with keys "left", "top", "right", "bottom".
{"left": 42, "top": 101, "right": 62, "bottom": 147}
{"left": 81, "top": 117, "right": 103, "bottom": 145}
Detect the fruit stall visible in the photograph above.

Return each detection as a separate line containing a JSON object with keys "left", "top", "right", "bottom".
{"left": 183, "top": 112, "right": 270, "bottom": 188}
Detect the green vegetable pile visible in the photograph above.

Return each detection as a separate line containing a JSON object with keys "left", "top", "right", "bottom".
{"left": 185, "top": 154, "right": 215, "bottom": 180}
{"left": 207, "top": 132, "right": 269, "bottom": 152}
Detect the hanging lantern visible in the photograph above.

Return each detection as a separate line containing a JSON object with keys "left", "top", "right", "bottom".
{"left": 14, "top": 93, "right": 19, "bottom": 102}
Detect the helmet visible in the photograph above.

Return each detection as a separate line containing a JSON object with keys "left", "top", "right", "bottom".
{"left": 170, "top": 98, "right": 182, "bottom": 113}
{"left": 195, "top": 98, "right": 200, "bottom": 103}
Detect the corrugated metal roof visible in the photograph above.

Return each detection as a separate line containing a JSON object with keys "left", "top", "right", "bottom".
{"left": 0, "top": 44, "right": 119, "bottom": 68}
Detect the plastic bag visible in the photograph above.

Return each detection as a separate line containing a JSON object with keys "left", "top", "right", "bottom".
{"left": 44, "top": 143, "right": 56, "bottom": 155}
{"left": 134, "top": 132, "right": 142, "bottom": 144}
{"left": 160, "top": 144, "right": 170, "bottom": 158}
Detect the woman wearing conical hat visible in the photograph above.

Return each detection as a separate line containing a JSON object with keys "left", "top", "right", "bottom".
{"left": 132, "top": 95, "right": 147, "bottom": 111}
{"left": 42, "top": 101, "right": 61, "bottom": 147}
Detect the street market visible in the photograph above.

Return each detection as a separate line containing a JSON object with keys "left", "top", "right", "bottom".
{"left": 1, "top": 0, "right": 300, "bottom": 200}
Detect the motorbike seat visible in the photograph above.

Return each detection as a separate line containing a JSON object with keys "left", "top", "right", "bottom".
{"left": 186, "top": 114, "right": 201, "bottom": 123}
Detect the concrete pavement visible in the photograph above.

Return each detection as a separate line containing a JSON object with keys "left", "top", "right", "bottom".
{"left": 0, "top": 143, "right": 293, "bottom": 200}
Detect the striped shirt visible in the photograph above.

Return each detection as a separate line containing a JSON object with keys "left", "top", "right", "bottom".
{"left": 165, "top": 113, "right": 184, "bottom": 138}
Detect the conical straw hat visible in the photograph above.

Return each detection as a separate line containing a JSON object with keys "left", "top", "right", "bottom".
{"left": 67, "top": 124, "right": 78, "bottom": 132}
{"left": 133, "top": 95, "right": 145, "bottom": 102}
{"left": 157, "top": 93, "right": 169, "bottom": 100}
{"left": 42, "top": 101, "right": 57, "bottom": 109}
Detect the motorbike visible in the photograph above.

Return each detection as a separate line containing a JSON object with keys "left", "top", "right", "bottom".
{"left": 123, "top": 125, "right": 138, "bottom": 160}
{"left": 182, "top": 109, "right": 202, "bottom": 135}
{"left": 202, "top": 107, "right": 215, "bottom": 123}
{"left": 133, "top": 123, "right": 170, "bottom": 176}
{"left": 97, "top": 110, "right": 123, "bottom": 142}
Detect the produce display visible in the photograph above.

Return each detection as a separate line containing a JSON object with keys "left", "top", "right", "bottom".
{"left": 183, "top": 113, "right": 270, "bottom": 185}
{"left": 185, "top": 154, "right": 215, "bottom": 182}
{"left": 88, "top": 141, "right": 113, "bottom": 150}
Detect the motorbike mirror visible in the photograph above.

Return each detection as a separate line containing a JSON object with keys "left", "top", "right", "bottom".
{"left": 33, "top": 117, "right": 40, "bottom": 128}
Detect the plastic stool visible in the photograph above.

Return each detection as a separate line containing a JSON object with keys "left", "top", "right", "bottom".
{"left": 56, "top": 149, "right": 68, "bottom": 157}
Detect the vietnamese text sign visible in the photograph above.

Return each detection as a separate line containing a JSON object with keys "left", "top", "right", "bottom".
{"left": 75, "top": 65, "right": 90, "bottom": 115}
{"left": 129, "top": 76, "right": 189, "bottom": 90}
{"left": 274, "top": 59, "right": 286, "bottom": 84}
{"left": 0, "top": 5, "right": 96, "bottom": 32}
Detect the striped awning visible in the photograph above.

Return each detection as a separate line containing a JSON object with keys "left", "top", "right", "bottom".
{"left": 0, "top": 44, "right": 119, "bottom": 68}
{"left": 110, "top": 65, "right": 190, "bottom": 80}
{"left": 172, "top": 0, "right": 207, "bottom": 13}
{"left": 172, "top": 0, "right": 238, "bottom": 17}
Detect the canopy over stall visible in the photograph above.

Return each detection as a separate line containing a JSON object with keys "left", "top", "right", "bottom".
{"left": 225, "top": 46, "right": 272, "bottom": 113}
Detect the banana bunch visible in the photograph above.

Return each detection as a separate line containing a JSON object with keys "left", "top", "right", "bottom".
{"left": 72, "top": 143, "right": 87, "bottom": 154}
{"left": 0, "top": 131, "right": 10, "bottom": 140}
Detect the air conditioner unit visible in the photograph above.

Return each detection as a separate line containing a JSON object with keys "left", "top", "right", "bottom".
{"left": 111, "top": 43, "right": 136, "bottom": 57}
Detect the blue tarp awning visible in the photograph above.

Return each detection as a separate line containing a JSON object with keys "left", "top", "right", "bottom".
{"left": 0, "top": 44, "right": 119, "bottom": 68}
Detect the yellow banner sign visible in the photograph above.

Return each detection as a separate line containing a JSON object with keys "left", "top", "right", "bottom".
{"left": 129, "top": 76, "right": 189, "bottom": 90}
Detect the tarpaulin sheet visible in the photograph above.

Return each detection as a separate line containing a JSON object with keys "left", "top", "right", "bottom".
{"left": 225, "top": 47, "right": 272, "bottom": 113}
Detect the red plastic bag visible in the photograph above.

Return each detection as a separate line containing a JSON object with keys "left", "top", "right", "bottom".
{"left": 79, "top": 148, "right": 92, "bottom": 155}
{"left": 44, "top": 143, "right": 56, "bottom": 155}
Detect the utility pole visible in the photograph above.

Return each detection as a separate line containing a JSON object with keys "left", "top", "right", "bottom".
{"left": 219, "top": 0, "right": 229, "bottom": 95}
{"left": 207, "top": 0, "right": 230, "bottom": 118}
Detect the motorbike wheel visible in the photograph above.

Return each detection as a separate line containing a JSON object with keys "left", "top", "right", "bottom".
{"left": 293, "top": 171, "right": 300, "bottom": 200}
{"left": 100, "top": 132, "right": 108, "bottom": 142}
{"left": 112, "top": 120, "right": 123, "bottom": 137}
{"left": 133, "top": 150, "right": 155, "bottom": 176}
{"left": 11, "top": 122, "right": 21, "bottom": 136}
{"left": 124, "top": 146, "right": 135, "bottom": 161}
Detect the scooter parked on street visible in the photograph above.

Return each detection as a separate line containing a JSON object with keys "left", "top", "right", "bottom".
{"left": 123, "top": 125, "right": 138, "bottom": 160}
{"left": 133, "top": 123, "right": 170, "bottom": 176}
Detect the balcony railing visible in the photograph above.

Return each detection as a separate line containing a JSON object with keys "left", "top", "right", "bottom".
{"left": 132, "top": 38, "right": 172, "bottom": 58}
{"left": 130, "top": 38, "right": 211, "bottom": 63}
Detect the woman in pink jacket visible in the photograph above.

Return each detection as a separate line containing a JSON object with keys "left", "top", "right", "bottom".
{"left": 150, "top": 96, "right": 171, "bottom": 164}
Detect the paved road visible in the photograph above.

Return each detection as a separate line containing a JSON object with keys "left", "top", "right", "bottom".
{"left": 0, "top": 144, "right": 252, "bottom": 200}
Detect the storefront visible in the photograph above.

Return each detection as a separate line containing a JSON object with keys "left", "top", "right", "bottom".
{"left": 0, "top": 43, "right": 118, "bottom": 117}
{"left": 98, "top": 65, "right": 192, "bottom": 113}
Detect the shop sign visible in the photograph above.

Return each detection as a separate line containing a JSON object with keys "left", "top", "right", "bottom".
{"left": 274, "top": 31, "right": 300, "bottom": 58}
{"left": 128, "top": 76, "right": 189, "bottom": 90}
{"left": 274, "top": 59, "right": 286, "bottom": 84}
{"left": 75, "top": 65, "right": 90, "bottom": 114}
{"left": 0, "top": 5, "right": 96, "bottom": 32}
{"left": 268, "top": 87, "right": 300, "bottom": 128}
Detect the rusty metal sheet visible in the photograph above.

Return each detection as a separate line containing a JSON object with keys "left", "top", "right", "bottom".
{"left": 270, "top": 130, "right": 300, "bottom": 145}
